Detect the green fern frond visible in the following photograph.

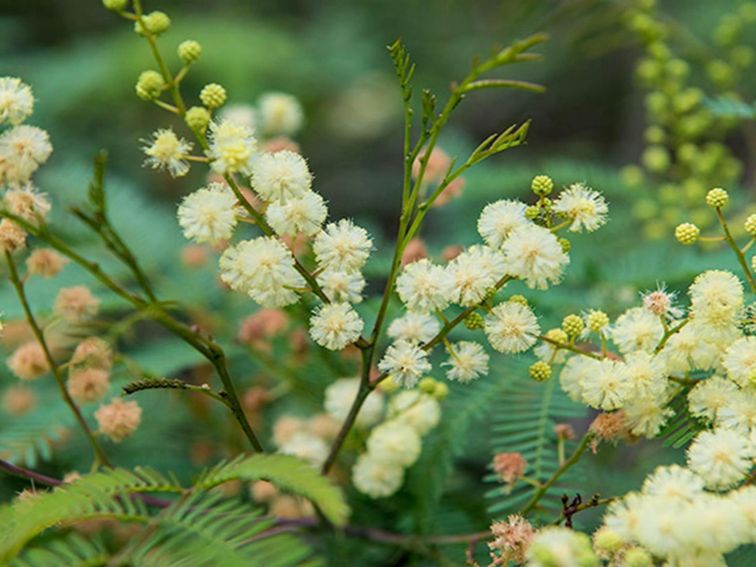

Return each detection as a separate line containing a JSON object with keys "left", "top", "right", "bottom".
{"left": 126, "top": 491, "right": 316, "bottom": 567}
{"left": 10, "top": 534, "right": 108, "bottom": 567}
{"left": 659, "top": 387, "right": 703, "bottom": 449}
{"left": 485, "top": 371, "right": 587, "bottom": 521}
{"left": 194, "top": 454, "right": 349, "bottom": 526}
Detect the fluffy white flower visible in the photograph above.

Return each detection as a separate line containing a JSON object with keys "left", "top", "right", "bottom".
{"left": 442, "top": 341, "right": 489, "bottom": 382}
{"left": 142, "top": 128, "right": 193, "bottom": 177}
{"left": 0, "top": 77, "right": 34, "bottom": 125}
{"left": 641, "top": 465, "right": 704, "bottom": 501}
{"left": 177, "top": 182, "right": 239, "bottom": 244}
{"left": 219, "top": 236, "right": 304, "bottom": 307}
{"left": 728, "top": 486, "right": 756, "bottom": 544}
{"left": 501, "top": 224, "right": 569, "bottom": 289}
{"left": 367, "top": 421, "right": 421, "bottom": 467}
{"left": 378, "top": 341, "right": 431, "bottom": 388}
{"left": 206, "top": 119, "right": 258, "bottom": 175}
{"left": 447, "top": 245, "right": 507, "bottom": 306}
{"left": 324, "top": 377, "right": 384, "bottom": 427}
{"left": 484, "top": 301, "right": 540, "bottom": 353}
{"left": 317, "top": 268, "right": 365, "bottom": 304}
{"left": 622, "top": 396, "right": 674, "bottom": 438}
{"left": 396, "top": 258, "right": 455, "bottom": 313}
{"left": 352, "top": 453, "right": 404, "bottom": 498}
{"left": 687, "top": 376, "right": 739, "bottom": 423}
{"left": 476, "top": 199, "right": 528, "bottom": 249}
{"left": 687, "top": 428, "right": 752, "bottom": 490}
{"left": 723, "top": 336, "right": 755, "bottom": 389}
{"left": 217, "top": 103, "right": 257, "bottom": 130}
{"left": 251, "top": 150, "right": 312, "bottom": 203}
{"left": 552, "top": 182, "right": 608, "bottom": 232}
{"left": 609, "top": 307, "right": 664, "bottom": 355}
{"left": 278, "top": 431, "right": 328, "bottom": 466}
{"left": 663, "top": 321, "right": 722, "bottom": 373}
{"left": 525, "top": 526, "right": 597, "bottom": 567}
{"left": 689, "top": 270, "right": 744, "bottom": 332}
{"left": 265, "top": 191, "right": 327, "bottom": 236}
{"left": 580, "top": 359, "right": 632, "bottom": 410}
{"left": 258, "top": 92, "right": 304, "bottom": 137}
{"left": 309, "top": 302, "right": 363, "bottom": 350}
{"left": 717, "top": 389, "right": 756, "bottom": 435}
{"left": 559, "top": 356, "right": 592, "bottom": 402}
{"left": 388, "top": 390, "right": 440, "bottom": 435}
{"left": 313, "top": 219, "right": 372, "bottom": 272}
{"left": 622, "top": 351, "right": 667, "bottom": 400}
{"left": 387, "top": 312, "right": 440, "bottom": 344}
{"left": 0, "top": 125, "right": 53, "bottom": 186}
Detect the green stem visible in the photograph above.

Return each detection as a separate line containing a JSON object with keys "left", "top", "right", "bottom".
{"left": 715, "top": 208, "right": 756, "bottom": 292}
{"left": 4, "top": 251, "right": 112, "bottom": 468}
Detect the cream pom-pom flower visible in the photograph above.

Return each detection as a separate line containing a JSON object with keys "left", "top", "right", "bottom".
{"left": 177, "top": 182, "right": 239, "bottom": 244}
{"left": 396, "top": 258, "right": 455, "bottom": 313}
{"left": 525, "top": 526, "right": 597, "bottom": 567}
{"left": 609, "top": 307, "right": 664, "bottom": 355}
{"left": 388, "top": 390, "right": 440, "bottom": 435}
{"left": 279, "top": 431, "right": 329, "bottom": 467}
{"left": 378, "top": 341, "right": 432, "bottom": 388}
{"left": 476, "top": 199, "right": 529, "bottom": 249}
{"left": 558, "top": 355, "right": 592, "bottom": 403}
{"left": 309, "top": 302, "right": 364, "bottom": 350}
{"left": 622, "top": 396, "right": 674, "bottom": 438}
{"left": 663, "top": 321, "right": 721, "bottom": 374}
{"left": 580, "top": 358, "right": 633, "bottom": 410}
{"left": 552, "top": 182, "right": 608, "bottom": 232}
{"left": 313, "top": 219, "right": 373, "bottom": 272}
{"left": 265, "top": 191, "right": 327, "bottom": 236}
{"left": 324, "top": 377, "right": 384, "bottom": 427}
{"left": 442, "top": 341, "right": 489, "bottom": 383}
{"left": 622, "top": 351, "right": 667, "bottom": 400}
{"left": 352, "top": 453, "right": 404, "bottom": 498}
{"left": 641, "top": 465, "right": 705, "bottom": 501}
{"left": 0, "top": 125, "right": 53, "bottom": 186}
{"left": 687, "top": 428, "right": 753, "bottom": 490}
{"left": 687, "top": 376, "right": 739, "bottom": 423}
{"left": 689, "top": 270, "right": 744, "bottom": 331}
{"left": 258, "top": 92, "right": 304, "bottom": 137}
{"left": 316, "top": 268, "right": 366, "bottom": 304}
{"left": 250, "top": 150, "right": 311, "bottom": 202}
{"left": 723, "top": 336, "right": 755, "bottom": 389}
{"left": 206, "top": 119, "right": 258, "bottom": 175}
{"left": 367, "top": 421, "right": 422, "bottom": 467}
{"left": 484, "top": 301, "right": 540, "bottom": 353}
{"left": 716, "top": 389, "right": 756, "bottom": 435}
{"left": 0, "top": 77, "right": 34, "bottom": 125}
{"left": 3, "top": 185, "right": 51, "bottom": 225}
{"left": 387, "top": 312, "right": 440, "bottom": 344}
{"left": 219, "top": 236, "right": 305, "bottom": 307}
{"left": 141, "top": 128, "right": 193, "bottom": 177}
{"left": 447, "top": 245, "right": 507, "bottom": 307}
{"left": 501, "top": 224, "right": 569, "bottom": 289}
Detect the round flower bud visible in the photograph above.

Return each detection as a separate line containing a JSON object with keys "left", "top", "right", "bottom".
{"left": 586, "top": 310, "right": 609, "bottom": 332}
{"left": 745, "top": 213, "right": 756, "bottom": 236}
{"left": 102, "top": 0, "right": 128, "bottom": 10}
{"left": 433, "top": 382, "right": 449, "bottom": 400}
{"left": 705, "top": 187, "right": 729, "bottom": 208}
{"left": 185, "top": 106, "right": 211, "bottom": 132}
{"left": 623, "top": 547, "right": 653, "bottom": 567}
{"left": 561, "top": 314, "right": 584, "bottom": 337}
{"left": 463, "top": 312, "right": 485, "bottom": 330}
{"left": 525, "top": 205, "right": 540, "bottom": 220}
{"left": 135, "top": 70, "right": 165, "bottom": 101}
{"left": 418, "top": 377, "right": 437, "bottom": 395}
{"left": 674, "top": 222, "right": 700, "bottom": 245}
{"left": 558, "top": 237, "right": 571, "bottom": 253}
{"left": 135, "top": 11, "right": 171, "bottom": 36}
{"left": 178, "top": 40, "right": 202, "bottom": 65}
{"left": 200, "top": 83, "right": 227, "bottom": 109}
{"left": 593, "top": 527, "right": 623, "bottom": 555}
{"left": 529, "top": 361, "right": 552, "bottom": 382}
{"left": 508, "top": 295, "right": 529, "bottom": 306}
{"left": 531, "top": 174, "right": 553, "bottom": 196}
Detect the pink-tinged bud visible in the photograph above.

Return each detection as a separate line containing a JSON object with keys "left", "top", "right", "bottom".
{"left": 238, "top": 309, "right": 289, "bottom": 349}
{"left": 554, "top": 423, "right": 575, "bottom": 440}
{"left": 67, "top": 368, "right": 110, "bottom": 404}
{"left": 181, "top": 244, "right": 209, "bottom": 267}
{"left": 441, "top": 244, "right": 464, "bottom": 262}
{"left": 2, "top": 385, "right": 36, "bottom": 415}
{"left": 401, "top": 238, "right": 428, "bottom": 266}
{"left": 26, "top": 248, "right": 68, "bottom": 278}
{"left": 94, "top": 398, "right": 142, "bottom": 442}
{"left": 308, "top": 413, "right": 340, "bottom": 440}
{"left": 488, "top": 515, "right": 534, "bottom": 564}
{"left": 243, "top": 386, "right": 271, "bottom": 412}
{"left": 250, "top": 480, "right": 278, "bottom": 502}
{"left": 280, "top": 233, "right": 310, "bottom": 257}
{"left": 272, "top": 415, "right": 305, "bottom": 445}
{"left": 53, "top": 285, "right": 100, "bottom": 324}
{"left": 269, "top": 494, "right": 314, "bottom": 519}
{"left": 7, "top": 340, "right": 49, "bottom": 380}
{"left": 263, "top": 137, "right": 300, "bottom": 154}
{"left": 492, "top": 452, "right": 527, "bottom": 485}
{"left": 412, "top": 147, "right": 451, "bottom": 184}
{"left": 589, "top": 411, "right": 629, "bottom": 451}
{"left": 0, "top": 219, "right": 26, "bottom": 252}
{"left": 71, "top": 337, "right": 113, "bottom": 371}
{"left": 432, "top": 177, "right": 465, "bottom": 207}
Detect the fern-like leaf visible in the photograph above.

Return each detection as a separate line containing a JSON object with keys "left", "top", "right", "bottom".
{"left": 10, "top": 534, "right": 108, "bottom": 567}
{"left": 194, "top": 454, "right": 349, "bottom": 526}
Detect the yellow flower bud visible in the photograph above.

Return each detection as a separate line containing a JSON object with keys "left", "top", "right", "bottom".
{"left": 746, "top": 214, "right": 756, "bottom": 236}
{"left": 586, "top": 310, "right": 609, "bottom": 333}
{"left": 135, "top": 70, "right": 165, "bottom": 101}
{"left": 705, "top": 187, "right": 729, "bottom": 208}
{"left": 529, "top": 361, "right": 551, "bottom": 382}
{"left": 531, "top": 175, "right": 553, "bottom": 197}
{"left": 178, "top": 40, "right": 202, "bottom": 65}
{"left": 674, "top": 222, "right": 700, "bottom": 245}
{"left": 102, "top": 0, "right": 128, "bottom": 11}
{"left": 561, "top": 314, "right": 584, "bottom": 337}
{"left": 185, "top": 106, "right": 211, "bottom": 132}
{"left": 200, "top": 83, "right": 227, "bottom": 109}
{"left": 135, "top": 11, "right": 171, "bottom": 36}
